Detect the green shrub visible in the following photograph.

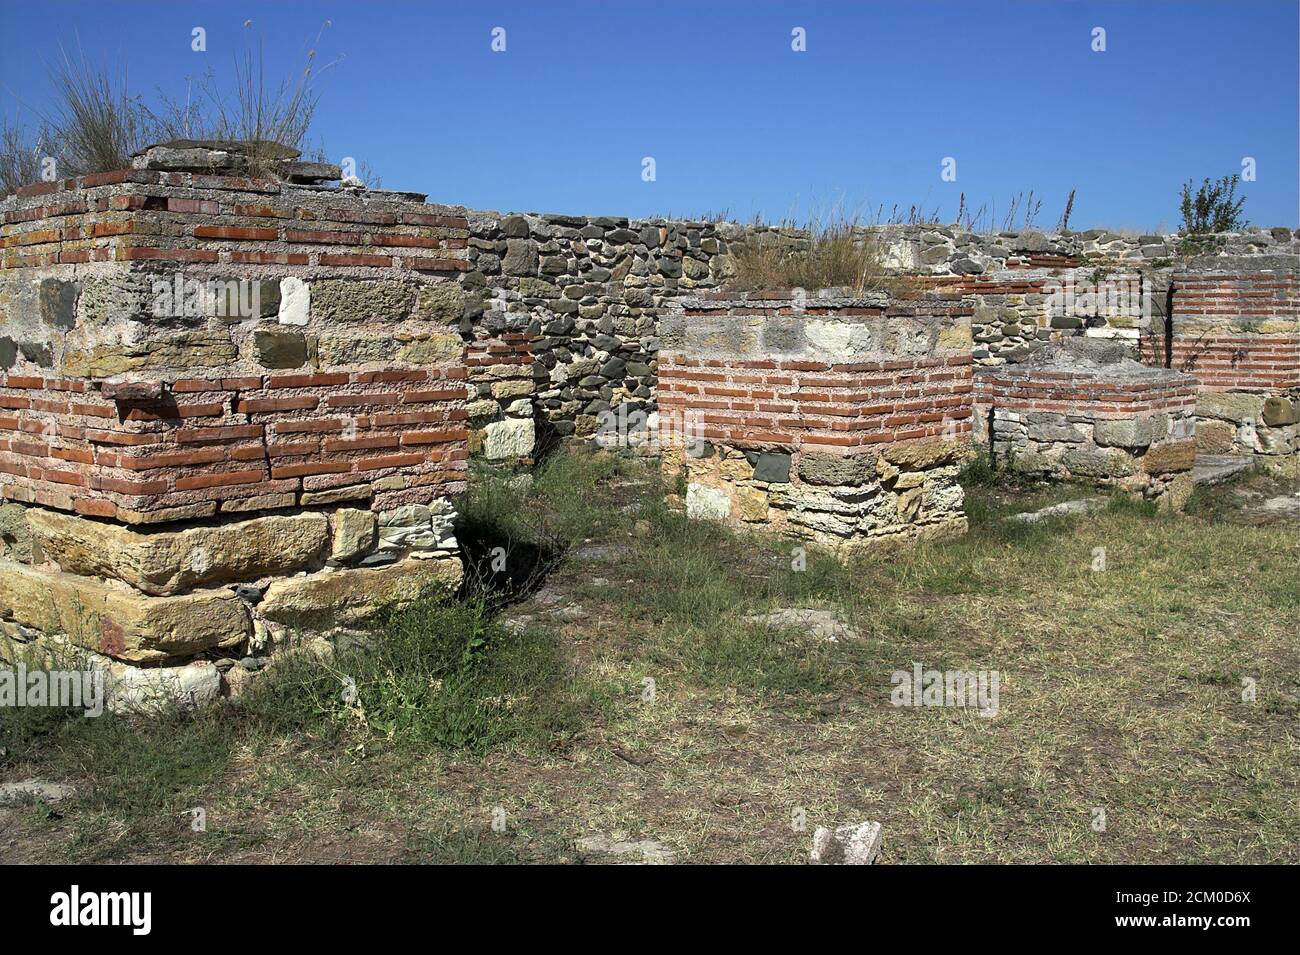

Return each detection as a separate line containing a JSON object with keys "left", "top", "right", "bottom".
{"left": 1179, "top": 174, "right": 1247, "bottom": 235}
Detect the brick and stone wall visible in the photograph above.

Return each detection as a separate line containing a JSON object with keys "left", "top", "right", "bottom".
{"left": 1138, "top": 258, "right": 1299, "bottom": 473}
{"left": 657, "top": 290, "right": 973, "bottom": 549}
{"left": 0, "top": 144, "right": 470, "bottom": 705}
{"left": 974, "top": 339, "right": 1198, "bottom": 506}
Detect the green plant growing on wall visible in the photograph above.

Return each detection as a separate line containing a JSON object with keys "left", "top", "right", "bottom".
{"left": 1179, "top": 174, "right": 1247, "bottom": 235}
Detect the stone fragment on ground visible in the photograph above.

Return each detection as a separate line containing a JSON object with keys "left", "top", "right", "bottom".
{"left": 0, "top": 779, "right": 76, "bottom": 807}
{"left": 1009, "top": 497, "right": 1104, "bottom": 523}
{"left": 809, "top": 821, "right": 882, "bottom": 864}
{"left": 1239, "top": 493, "right": 1300, "bottom": 525}
{"left": 570, "top": 541, "right": 632, "bottom": 563}
{"left": 575, "top": 833, "right": 677, "bottom": 865}
{"left": 1192, "top": 454, "right": 1254, "bottom": 486}
{"left": 747, "top": 607, "right": 857, "bottom": 642}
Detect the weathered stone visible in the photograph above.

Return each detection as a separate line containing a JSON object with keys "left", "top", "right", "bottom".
{"left": 798, "top": 452, "right": 876, "bottom": 486}
{"left": 1195, "top": 419, "right": 1238, "bottom": 454}
{"left": 751, "top": 451, "right": 791, "bottom": 483}
{"left": 62, "top": 329, "right": 237, "bottom": 377}
{"left": 0, "top": 560, "right": 250, "bottom": 663}
{"left": 278, "top": 277, "right": 310, "bottom": 326}
{"left": 881, "top": 440, "right": 965, "bottom": 470}
{"left": 39, "top": 278, "right": 77, "bottom": 329}
{"left": 574, "top": 834, "right": 676, "bottom": 865}
{"left": 1060, "top": 447, "right": 1135, "bottom": 478}
{"left": 331, "top": 508, "right": 377, "bottom": 563}
{"left": 685, "top": 483, "right": 730, "bottom": 520}
{"left": 0, "top": 780, "right": 77, "bottom": 807}
{"left": 736, "top": 487, "right": 769, "bottom": 522}
{"left": 317, "top": 334, "right": 397, "bottom": 365}
{"left": 810, "top": 821, "right": 882, "bottom": 865}
{"left": 1197, "top": 391, "right": 1266, "bottom": 423}
{"left": 490, "top": 378, "right": 533, "bottom": 400}
{"left": 1093, "top": 416, "right": 1155, "bottom": 449}
{"left": 259, "top": 558, "right": 462, "bottom": 629}
{"left": 398, "top": 332, "right": 462, "bottom": 364}
{"left": 26, "top": 509, "right": 328, "bottom": 596}
{"left": 311, "top": 280, "right": 415, "bottom": 322}
{"left": 1141, "top": 440, "right": 1196, "bottom": 474}
{"left": 416, "top": 282, "right": 466, "bottom": 323}
{"left": 254, "top": 328, "right": 308, "bottom": 368}
{"left": 482, "top": 417, "right": 535, "bottom": 459}
{"left": 0, "top": 503, "right": 34, "bottom": 563}
{"left": 502, "top": 239, "right": 539, "bottom": 276}
{"left": 748, "top": 607, "right": 856, "bottom": 642}
{"left": 106, "top": 659, "right": 222, "bottom": 714}
{"left": 1262, "top": 395, "right": 1299, "bottom": 426}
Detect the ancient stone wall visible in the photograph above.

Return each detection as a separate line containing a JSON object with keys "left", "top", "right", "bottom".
{"left": 0, "top": 149, "right": 468, "bottom": 705}
{"left": 657, "top": 290, "right": 973, "bottom": 548}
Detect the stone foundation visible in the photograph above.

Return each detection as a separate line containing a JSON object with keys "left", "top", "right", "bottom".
{"left": 658, "top": 290, "right": 973, "bottom": 550}
{"left": 0, "top": 499, "right": 460, "bottom": 707}
{"left": 975, "top": 339, "right": 1197, "bottom": 507}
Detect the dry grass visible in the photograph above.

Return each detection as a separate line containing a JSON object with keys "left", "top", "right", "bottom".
{"left": 727, "top": 219, "right": 890, "bottom": 294}
{"left": 0, "top": 24, "right": 332, "bottom": 195}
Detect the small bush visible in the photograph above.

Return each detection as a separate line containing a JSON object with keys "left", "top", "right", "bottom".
{"left": 1179, "top": 174, "right": 1247, "bottom": 235}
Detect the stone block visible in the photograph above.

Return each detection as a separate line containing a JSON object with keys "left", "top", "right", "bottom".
{"left": 685, "top": 483, "right": 731, "bottom": 520}
{"left": 1093, "top": 416, "right": 1156, "bottom": 449}
{"left": 482, "top": 417, "right": 535, "bottom": 459}
{"left": 751, "top": 451, "right": 791, "bottom": 483}
{"left": 310, "top": 279, "right": 416, "bottom": 322}
{"left": 331, "top": 508, "right": 377, "bottom": 563}
{"left": 1262, "top": 396, "right": 1299, "bottom": 426}
{"left": 26, "top": 509, "right": 328, "bottom": 596}
{"left": 0, "top": 560, "right": 250, "bottom": 663}
{"left": 254, "top": 328, "right": 308, "bottom": 368}
{"left": 1140, "top": 440, "right": 1196, "bottom": 474}
{"left": 259, "top": 557, "right": 462, "bottom": 629}
{"left": 798, "top": 452, "right": 876, "bottom": 486}
{"left": 810, "top": 821, "right": 882, "bottom": 865}
{"left": 416, "top": 282, "right": 466, "bottom": 323}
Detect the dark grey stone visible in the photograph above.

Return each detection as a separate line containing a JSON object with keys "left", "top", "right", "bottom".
{"left": 39, "top": 279, "right": 77, "bottom": 330}
{"left": 752, "top": 451, "right": 792, "bottom": 483}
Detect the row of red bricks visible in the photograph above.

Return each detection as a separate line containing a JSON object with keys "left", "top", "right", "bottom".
{"left": 679, "top": 417, "right": 974, "bottom": 450}
{"left": 660, "top": 355, "right": 972, "bottom": 374}
{"left": 0, "top": 367, "right": 470, "bottom": 516}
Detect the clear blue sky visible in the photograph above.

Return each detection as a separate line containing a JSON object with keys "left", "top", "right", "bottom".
{"left": 2, "top": 0, "right": 1296, "bottom": 230}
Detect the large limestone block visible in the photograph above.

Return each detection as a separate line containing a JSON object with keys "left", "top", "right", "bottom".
{"left": 0, "top": 561, "right": 250, "bottom": 663}
{"left": 1197, "top": 391, "right": 1266, "bottom": 424}
{"left": 685, "top": 483, "right": 731, "bottom": 520}
{"left": 482, "top": 417, "right": 535, "bottom": 460}
{"left": 881, "top": 439, "right": 967, "bottom": 471}
{"left": 26, "top": 510, "right": 328, "bottom": 596}
{"left": 259, "top": 557, "right": 463, "bottom": 629}
{"left": 1140, "top": 440, "right": 1196, "bottom": 475}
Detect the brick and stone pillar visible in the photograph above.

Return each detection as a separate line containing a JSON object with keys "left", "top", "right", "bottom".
{"left": 974, "top": 339, "right": 1198, "bottom": 507}
{"left": 1154, "top": 261, "right": 1299, "bottom": 475}
{"left": 0, "top": 143, "right": 471, "bottom": 707}
{"left": 657, "top": 290, "right": 973, "bottom": 549}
